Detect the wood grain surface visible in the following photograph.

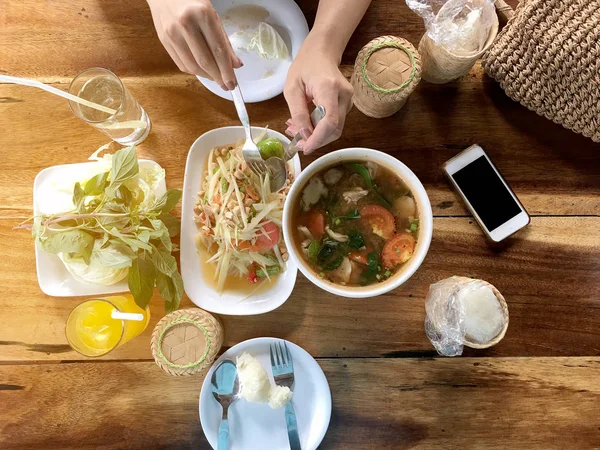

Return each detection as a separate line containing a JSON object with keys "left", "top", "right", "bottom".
{"left": 1, "top": 358, "right": 599, "bottom": 449}
{"left": 2, "top": 216, "right": 598, "bottom": 362}
{"left": 2, "top": 73, "right": 599, "bottom": 218}
{"left": 2, "top": 0, "right": 600, "bottom": 448}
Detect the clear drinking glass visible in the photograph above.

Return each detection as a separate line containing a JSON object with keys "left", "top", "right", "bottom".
{"left": 65, "top": 295, "right": 150, "bottom": 357}
{"left": 68, "top": 68, "right": 151, "bottom": 146}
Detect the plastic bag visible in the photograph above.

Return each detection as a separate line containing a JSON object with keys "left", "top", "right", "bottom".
{"left": 425, "top": 276, "right": 507, "bottom": 356}
{"left": 406, "top": 0, "right": 496, "bottom": 53}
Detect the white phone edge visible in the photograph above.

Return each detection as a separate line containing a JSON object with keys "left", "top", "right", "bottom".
{"left": 443, "top": 144, "right": 530, "bottom": 242}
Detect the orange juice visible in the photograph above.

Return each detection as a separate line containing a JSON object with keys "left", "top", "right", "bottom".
{"left": 65, "top": 295, "right": 150, "bottom": 357}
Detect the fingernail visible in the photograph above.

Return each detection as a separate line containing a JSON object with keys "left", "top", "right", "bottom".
{"left": 226, "top": 80, "right": 236, "bottom": 91}
{"left": 235, "top": 56, "right": 244, "bottom": 68}
{"left": 300, "top": 128, "right": 312, "bottom": 140}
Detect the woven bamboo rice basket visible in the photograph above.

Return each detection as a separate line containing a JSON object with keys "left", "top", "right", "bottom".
{"left": 352, "top": 35, "right": 422, "bottom": 118}
{"left": 419, "top": 0, "right": 499, "bottom": 84}
{"left": 451, "top": 276, "right": 509, "bottom": 349}
{"left": 151, "top": 308, "right": 224, "bottom": 376}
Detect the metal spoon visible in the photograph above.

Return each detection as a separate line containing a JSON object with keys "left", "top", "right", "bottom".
{"left": 211, "top": 360, "right": 239, "bottom": 450}
{"left": 267, "top": 105, "right": 326, "bottom": 192}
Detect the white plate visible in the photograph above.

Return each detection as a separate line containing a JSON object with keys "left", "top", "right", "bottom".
{"left": 33, "top": 160, "right": 166, "bottom": 297}
{"left": 199, "top": 337, "right": 332, "bottom": 450}
{"left": 197, "top": 0, "right": 309, "bottom": 103}
{"left": 181, "top": 127, "right": 300, "bottom": 315}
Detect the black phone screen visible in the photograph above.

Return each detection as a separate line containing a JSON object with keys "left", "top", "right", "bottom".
{"left": 451, "top": 155, "right": 522, "bottom": 231}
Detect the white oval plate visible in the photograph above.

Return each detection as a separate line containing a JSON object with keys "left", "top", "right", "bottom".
{"left": 32, "top": 160, "right": 166, "bottom": 297}
{"left": 197, "top": 0, "right": 309, "bottom": 103}
{"left": 180, "top": 127, "right": 301, "bottom": 315}
{"left": 199, "top": 337, "right": 332, "bottom": 450}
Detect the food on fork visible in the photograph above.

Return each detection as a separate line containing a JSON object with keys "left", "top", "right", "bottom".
{"left": 236, "top": 352, "right": 292, "bottom": 409}
{"left": 291, "top": 161, "right": 419, "bottom": 286}
{"left": 194, "top": 132, "right": 294, "bottom": 293}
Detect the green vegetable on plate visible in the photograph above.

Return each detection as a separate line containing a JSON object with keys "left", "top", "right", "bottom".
{"left": 19, "top": 145, "right": 183, "bottom": 313}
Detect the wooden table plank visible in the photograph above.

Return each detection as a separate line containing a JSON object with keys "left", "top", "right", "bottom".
{"left": 2, "top": 216, "right": 598, "bottom": 361}
{"left": 1, "top": 357, "right": 599, "bottom": 449}
{"left": 1, "top": 77, "right": 599, "bottom": 218}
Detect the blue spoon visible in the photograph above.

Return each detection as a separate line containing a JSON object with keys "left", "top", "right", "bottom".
{"left": 211, "top": 360, "right": 239, "bottom": 450}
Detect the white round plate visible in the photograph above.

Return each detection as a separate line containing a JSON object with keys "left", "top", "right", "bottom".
{"left": 199, "top": 337, "right": 332, "bottom": 450}
{"left": 197, "top": 0, "right": 309, "bottom": 103}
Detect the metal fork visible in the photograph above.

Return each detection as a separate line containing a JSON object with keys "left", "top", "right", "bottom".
{"left": 231, "top": 84, "right": 268, "bottom": 177}
{"left": 270, "top": 341, "right": 301, "bottom": 450}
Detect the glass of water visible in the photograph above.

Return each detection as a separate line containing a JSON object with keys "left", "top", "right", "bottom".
{"left": 68, "top": 68, "right": 151, "bottom": 146}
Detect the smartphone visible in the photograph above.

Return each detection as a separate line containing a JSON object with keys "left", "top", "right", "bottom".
{"left": 443, "top": 145, "right": 530, "bottom": 242}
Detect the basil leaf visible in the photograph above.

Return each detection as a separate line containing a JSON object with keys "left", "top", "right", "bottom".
{"left": 41, "top": 230, "right": 95, "bottom": 263}
{"left": 110, "top": 146, "right": 139, "bottom": 187}
{"left": 72, "top": 182, "right": 85, "bottom": 212}
{"left": 84, "top": 171, "right": 109, "bottom": 196}
{"left": 323, "top": 255, "right": 344, "bottom": 271}
{"left": 149, "top": 219, "right": 172, "bottom": 252}
{"left": 317, "top": 241, "right": 337, "bottom": 264}
{"left": 348, "top": 229, "right": 365, "bottom": 249}
{"left": 109, "top": 227, "right": 152, "bottom": 252}
{"left": 367, "top": 251, "right": 379, "bottom": 273}
{"left": 157, "top": 271, "right": 183, "bottom": 314}
{"left": 150, "top": 246, "right": 178, "bottom": 275}
{"left": 158, "top": 214, "right": 180, "bottom": 237}
{"left": 128, "top": 256, "right": 156, "bottom": 309}
{"left": 308, "top": 240, "right": 321, "bottom": 263}
{"left": 351, "top": 163, "right": 392, "bottom": 210}
{"left": 152, "top": 189, "right": 182, "bottom": 214}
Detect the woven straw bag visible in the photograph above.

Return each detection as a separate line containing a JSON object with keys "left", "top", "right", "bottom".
{"left": 483, "top": 0, "right": 600, "bottom": 143}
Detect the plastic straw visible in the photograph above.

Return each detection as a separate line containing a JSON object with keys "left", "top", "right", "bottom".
{"left": 111, "top": 311, "right": 144, "bottom": 321}
{"left": 0, "top": 75, "right": 117, "bottom": 115}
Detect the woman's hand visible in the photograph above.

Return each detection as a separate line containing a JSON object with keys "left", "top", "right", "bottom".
{"left": 283, "top": 34, "right": 354, "bottom": 155}
{"left": 147, "top": 0, "right": 242, "bottom": 90}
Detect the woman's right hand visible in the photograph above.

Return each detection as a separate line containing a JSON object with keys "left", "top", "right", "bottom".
{"left": 147, "top": 0, "right": 242, "bottom": 90}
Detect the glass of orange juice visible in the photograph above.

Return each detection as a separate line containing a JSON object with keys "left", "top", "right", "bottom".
{"left": 65, "top": 294, "right": 150, "bottom": 357}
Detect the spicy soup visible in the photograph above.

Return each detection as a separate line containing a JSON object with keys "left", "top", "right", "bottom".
{"left": 291, "top": 161, "right": 419, "bottom": 286}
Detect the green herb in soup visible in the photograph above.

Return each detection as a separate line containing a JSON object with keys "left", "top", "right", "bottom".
{"left": 293, "top": 162, "right": 418, "bottom": 286}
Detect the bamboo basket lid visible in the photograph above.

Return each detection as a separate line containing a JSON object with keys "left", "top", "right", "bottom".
{"left": 151, "top": 308, "right": 224, "bottom": 376}
{"left": 352, "top": 36, "right": 422, "bottom": 118}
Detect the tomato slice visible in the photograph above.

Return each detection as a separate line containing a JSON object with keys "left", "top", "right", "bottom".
{"left": 359, "top": 205, "right": 396, "bottom": 240}
{"left": 303, "top": 210, "right": 326, "bottom": 239}
{"left": 238, "top": 221, "right": 280, "bottom": 252}
{"left": 381, "top": 233, "right": 416, "bottom": 269}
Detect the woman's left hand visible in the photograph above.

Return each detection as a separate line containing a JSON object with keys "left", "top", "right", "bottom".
{"left": 283, "top": 34, "right": 354, "bottom": 154}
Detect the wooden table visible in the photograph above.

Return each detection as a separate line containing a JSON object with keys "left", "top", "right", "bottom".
{"left": 1, "top": 1, "right": 599, "bottom": 448}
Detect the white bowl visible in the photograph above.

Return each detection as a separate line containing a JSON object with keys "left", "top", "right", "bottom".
{"left": 181, "top": 127, "right": 301, "bottom": 315}
{"left": 33, "top": 160, "right": 166, "bottom": 297}
{"left": 282, "top": 148, "right": 433, "bottom": 298}
{"left": 197, "top": 0, "right": 309, "bottom": 103}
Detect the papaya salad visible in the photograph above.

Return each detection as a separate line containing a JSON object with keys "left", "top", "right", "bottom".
{"left": 194, "top": 134, "right": 293, "bottom": 292}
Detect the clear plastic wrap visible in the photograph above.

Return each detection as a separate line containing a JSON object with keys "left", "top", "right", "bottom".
{"left": 425, "top": 276, "right": 507, "bottom": 356}
{"left": 406, "top": 0, "right": 496, "bottom": 53}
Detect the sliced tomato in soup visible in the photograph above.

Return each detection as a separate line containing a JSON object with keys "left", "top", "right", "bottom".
{"left": 303, "top": 210, "right": 326, "bottom": 239}
{"left": 382, "top": 233, "right": 415, "bottom": 269}
{"left": 359, "top": 205, "right": 396, "bottom": 240}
